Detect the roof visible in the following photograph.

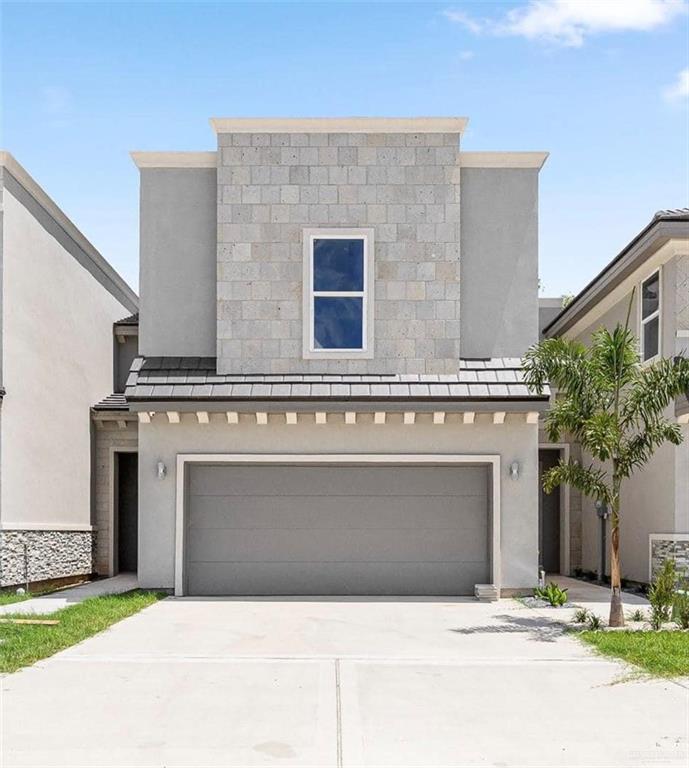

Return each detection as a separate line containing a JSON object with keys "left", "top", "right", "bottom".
{"left": 0, "top": 152, "right": 138, "bottom": 314}
{"left": 92, "top": 393, "right": 128, "bottom": 411}
{"left": 124, "top": 357, "right": 548, "bottom": 404}
{"left": 115, "top": 313, "right": 139, "bottom": 327}
{"left": 544, "top": 208, "right": 689, "bottom": 337}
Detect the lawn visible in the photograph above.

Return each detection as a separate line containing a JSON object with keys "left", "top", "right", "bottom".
{"left": 0, "top": 591, "right": 31, "bottom": 607}
{"left": 0, "top": 590, "right": 166, "bottom": 674}
{"left": 579, "top": 630, "right": 689, "bottom": 677}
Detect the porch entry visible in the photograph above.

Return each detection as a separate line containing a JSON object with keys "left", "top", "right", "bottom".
{"left": 115, "top": 452, "right": 138, "bottom": 573}
{"left": 538, "top": 448, "right": 561, "bottom": 574}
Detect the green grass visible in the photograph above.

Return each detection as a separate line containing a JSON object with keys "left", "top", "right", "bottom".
{"left": 0, "top": 581, "right": 89, "bottom": 606}
{"left": 579, "top": 630, "right": 689, "bottom": 677}
{"left": 0, "top": 591, "right": 31, "bottom": 606}
{"left": 0, "top": 590, "right": 166, "bottom": 674}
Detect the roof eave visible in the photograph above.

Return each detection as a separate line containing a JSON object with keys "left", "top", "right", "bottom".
{"left": 544, "top": 215, "right": 689, "bottom": 337}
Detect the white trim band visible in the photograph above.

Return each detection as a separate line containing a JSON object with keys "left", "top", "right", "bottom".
{"left": 459, "top": 152, "right": 549, "bottom": 169}
{"left": 0, "top": 523, "right": 95, "bottom": 532}
{"left": 210, "top": 117, "right": 468, "bottom": 134}
{"left": 130, "top": 152, "right": 218, "bottom": 169}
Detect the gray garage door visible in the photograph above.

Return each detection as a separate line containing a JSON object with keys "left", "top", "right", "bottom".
{"left": 185, "top": 464, "right": 490, "bottom": 596}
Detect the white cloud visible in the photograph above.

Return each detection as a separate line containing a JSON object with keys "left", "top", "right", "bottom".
{"left": 443, "top": 9, "right": 484, "bottom": 34}
{"left": 663, "top": 67, "right": 689, "bottom": 101}
{"left": 458, "top": 50, "right": 475, "bottom": 60}
{"left": 445, "top": 0, "right": 687, "bottom": 47}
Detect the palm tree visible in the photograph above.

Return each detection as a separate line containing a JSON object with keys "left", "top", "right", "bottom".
{"left": 523, "top": 295, "right": 689, "bottom": 627}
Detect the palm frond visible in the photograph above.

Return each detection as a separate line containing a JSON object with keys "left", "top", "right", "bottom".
{"left": 622, "top": 355, "right": 689, "bottom": 428}
{"left": 619, "top": 420, "right": 684, "bottom": 477}
{"left": 522, "top": 337, "right": 590, "bottom": 396}
{"left": 542, "top": 459, "right": 610, "bottom": 503}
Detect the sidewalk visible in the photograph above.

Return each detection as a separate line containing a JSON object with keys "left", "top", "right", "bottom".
{"left": 547, "top": 573, "right": 649, "bottom": 621}
{"left": 0, "top": 573, "right": 138, "bottom": 616}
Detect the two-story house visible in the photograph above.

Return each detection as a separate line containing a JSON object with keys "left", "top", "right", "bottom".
{"left": 122, "top": 117, "right": 549, "bottom": 597}
{"left": 543, "top": 209, "right": 689, "bottom": 585}
{"left": 0, "top": 152, "right": 138, "bottom": 588}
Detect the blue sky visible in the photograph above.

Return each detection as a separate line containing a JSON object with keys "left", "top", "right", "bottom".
{"left": 2, "top": 1, "right": 688, "bottom": 296}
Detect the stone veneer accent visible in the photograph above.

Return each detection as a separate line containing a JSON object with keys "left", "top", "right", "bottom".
{"left": 0, "top": 529, "right": 93, "bottom": 587}
{"left": 93, "top": 419, "right": 138, "bottom": 575}
{"left": 651, "top": 536, "right": 689, "bottom": 580}
{"left": 216, "top": 131, "right": 462, "bottom": 375}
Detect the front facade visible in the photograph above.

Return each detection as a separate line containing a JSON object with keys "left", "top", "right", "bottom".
{"left": 0, "top": 152, "right": 138, "bottom": 587}
{"left": 126, "top": 117, "right": 549, "bottom": 597}
{"left": 544, "top": 209, "right": 689, "bottom": 584}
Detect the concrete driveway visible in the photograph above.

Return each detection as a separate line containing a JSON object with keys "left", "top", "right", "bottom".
{"left": 1, "top": 596, "right": 687, "bottom": 767}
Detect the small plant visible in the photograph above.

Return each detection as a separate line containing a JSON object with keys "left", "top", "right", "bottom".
{"left": 672, "top": 574, "right": 689, "bottom": 630}
{"left": 628, "top": 608, "right": 646, "bottom": 623}
{"left": 587, "top": 613, "right": 603, "bottom": 631}
{"left": 573, "top": 607, "right": 589, "bottom": 623}
{"left": 534, "top": 582, "right": 568, "bottom": 607}
{"left": 648, "top": 559, "right": 676, "bottom": 630}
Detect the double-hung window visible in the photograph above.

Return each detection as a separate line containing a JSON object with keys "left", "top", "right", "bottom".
{"left": 303, "top": 228, "right": 374, "bottom": 359}
{"left": 640, "top": 270, "right": 661, "bottom": 362}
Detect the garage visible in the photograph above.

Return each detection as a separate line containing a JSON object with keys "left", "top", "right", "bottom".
{"left": 184, "top": 462, "right": 491, "bottom": 596}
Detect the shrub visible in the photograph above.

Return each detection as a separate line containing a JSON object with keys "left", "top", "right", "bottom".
{"left": 573, "top": 607, "right": 589, "bottom": 623}
{"left": 628, "top": 608, "right": 646, "bottom": 623}
{"left": 587, "top": 613, "right": 603, "bottom": 631}
{"left": 672, "top": 573, "right": 689, "bottom": 630}
{"left": 648, "top": 559, "right": 676, "bottom": 630}
{"left": 534, "top": 582, "right": 568, "bottom": 607}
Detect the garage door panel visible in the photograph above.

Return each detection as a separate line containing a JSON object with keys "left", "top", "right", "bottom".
{"left": 190, "top": 465, "right": 488, "bottom": 498}
{"left": 186, "top": 463, "right": 490, "bottom": 596}
{"left": 189, "top": 494, "right": 488, "bottom": 531}
{"left": 187, "top": 561, "right": 489, "bottom": 596}
{"left": 187, "top": 526, "right": 488, "bottom": 564}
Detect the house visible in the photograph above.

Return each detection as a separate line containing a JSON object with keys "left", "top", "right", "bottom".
{"left": 542, "top": 209, "right": 689, "bottom": 584}
{"left": 0, "top": 152, "right": 138, "bottom": 588}
{"left": 112, "top": 117, "right": 550, "bottom": 597}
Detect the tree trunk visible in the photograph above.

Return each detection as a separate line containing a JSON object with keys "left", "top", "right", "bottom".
{"left": 609, "top": 523, "right": 625, "bottom": 627}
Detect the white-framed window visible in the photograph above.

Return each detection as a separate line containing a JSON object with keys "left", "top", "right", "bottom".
{"left": 640, "top": 269, "right": 661, "bottom": 362}
{"left": 302, "top": 228, "right": 374, "bottom": 359}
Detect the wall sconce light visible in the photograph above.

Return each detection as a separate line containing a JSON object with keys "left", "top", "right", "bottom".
{"left": 509, "top": 461, "right": 520, "bottom": 480}
{"left": 156, "top": 461, "right": 167, "bottom": 480}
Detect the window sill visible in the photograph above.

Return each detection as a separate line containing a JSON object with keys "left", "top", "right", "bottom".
{"left": 302, "top": 348, "right": 374, "bottom": 361}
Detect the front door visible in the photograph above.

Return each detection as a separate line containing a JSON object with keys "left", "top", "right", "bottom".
{"left": 116, "top": 452, "right": 138, "bottom": 573}
{"left": 538, "top": 449, "right": 561, "bottom": 574}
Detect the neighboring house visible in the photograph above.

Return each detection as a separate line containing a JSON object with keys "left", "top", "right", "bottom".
{"left": 543, "top": 209, "right": 689, "bottom": 584}
{"left": 0, "top": 152, "right": 138, "bottom": 588}
{"left": 118, "top": 116, "right": 550, "bottom": 597}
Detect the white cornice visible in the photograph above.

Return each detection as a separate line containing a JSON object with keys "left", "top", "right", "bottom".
{"left": 130, "top": 151, "right": 217, "bottom": 169}
{"left": 209, "top": 117, "right": 468, "bottom": 134}
{"left": 459, "top": 152, "right": 549, "bottom": 169}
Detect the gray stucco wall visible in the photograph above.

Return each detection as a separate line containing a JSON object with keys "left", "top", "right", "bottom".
{"left": 139, "top": 168, "right": 217, "bottom": 357}
{"left": 115, "top": 335, "right": 138, "bottom": 392}
{"left": 460, "top": 168, "right": 539, "bottom": 358}
{"left": 136, "top": 414, "right": 539, "bottom": 592}
{"left": 215, "top": 132, "right": 462, "bottom": 375}
{"left": 538, "top": 299, "right": 563, "bottom": 339}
